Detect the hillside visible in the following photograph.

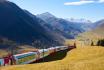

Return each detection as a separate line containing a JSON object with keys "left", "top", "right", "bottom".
{"left": 24, "top": 10, "right": 65, "bottom": 45}
{"left": 0, "top": 1, "right": 64, "bottom": 49}
{"left": 91, "top": 19, "right": 104, "bottom": 29}
{"left": 76, "top": 20, "right": 104, "bottom": 45}
{"left": 37, "top": 12, "right": 92, "bottom": 39}
{"left": 0, "top": 49, "right": 9, "bottom": 58}
{"left": 1, "top": 46, "right": 104, "bottom": 70}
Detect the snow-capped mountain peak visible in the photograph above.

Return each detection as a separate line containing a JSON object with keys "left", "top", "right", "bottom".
{"left": 66, "top": 18, "right": 92, "bottom": 24}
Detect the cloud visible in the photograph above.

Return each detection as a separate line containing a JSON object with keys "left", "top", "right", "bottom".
{"left": 99, "top": 0, "right": 104, "bottom": 3}
{"left": 64, "top": 1, "right": 95, "bottom": 6}
{"left": 64, "top": 0, "right": 104, "bottom": 6}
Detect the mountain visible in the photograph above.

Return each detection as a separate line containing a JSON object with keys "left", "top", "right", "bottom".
{"left": 76, "top": 20, "right": 104, "bottom": 45}
{"left": 66, "top": 18, "right": 93, "bottom": 31}
{"left": 37, "top": 12, "right": 92, "bottom": 39}
{"left": 37, "top": 12, "right": 56, "bottom": 21}
{"left": 24, "top": 10, "right": 65, "bottom": 45}
{"left": 86, "top": 19, "right": 104, "bottom": 38}
{"left": 0, "top": 0, "right": 7, "bottom": 2}
{"left": 0, "top": 1, "right": 64, "bottom": 49}
{"left": 92, "top": 20, "right": 104, "bottom": 37}
{"left": 66, "top": 18, "right": 92, "bottom": 24}
{"left": 91, "top": 19, "right": 104, "bottom": 29}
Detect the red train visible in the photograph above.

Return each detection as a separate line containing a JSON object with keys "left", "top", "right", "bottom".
{"left": 0, "top": 46, "right": 76, "bottom": 66}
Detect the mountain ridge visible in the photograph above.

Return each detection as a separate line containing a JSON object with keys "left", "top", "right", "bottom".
{"left": 0, "top": 1, "right": 64, "bottom": 49}
{"left": 37, "top": 12, "right": 93, "bottom": 39}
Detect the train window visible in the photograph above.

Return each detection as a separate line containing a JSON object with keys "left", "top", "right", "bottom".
{"left": 0, "top": 59, "right": 3, "bottom": 66}
{"left": 17, "top": 54, "right": 36, "bottom": 64}
{"left": 0, "top": 62, "right": 1, "bottom": 66}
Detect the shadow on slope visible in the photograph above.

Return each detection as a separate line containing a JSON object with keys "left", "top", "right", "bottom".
{"left": 31, "top": 49, "right": 70, "bottom": 64}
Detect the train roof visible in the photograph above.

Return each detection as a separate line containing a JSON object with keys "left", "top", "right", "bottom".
{"left": 55, "top": 46, "right": 67, "bottom": 48}
{"left": 48, "top": 47, "right": 55, "bottom": 49}
{"left": 38, "top": 49, "right": 48, "bottom": 52}
{"left": 55, "top": 46, "right": 61, "bottom": 48}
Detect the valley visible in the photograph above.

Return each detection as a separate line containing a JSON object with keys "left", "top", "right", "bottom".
{"left": 0, "top": 0, "right": 104, "bottom": 70}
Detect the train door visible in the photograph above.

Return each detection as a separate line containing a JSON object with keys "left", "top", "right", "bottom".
{"left": 0, "top": 59, "right": 4, "bottom": 66}
{"left": 36, "top": 51, "right": 40, "bottom": 60}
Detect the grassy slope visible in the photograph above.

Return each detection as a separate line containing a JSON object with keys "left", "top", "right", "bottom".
{"left": 76, "top": 24, "right": 104, "bottom": 46}
{"left": 0, "top": 50, "right": 9, "bottom": 58}
{"left": 1, "top": 46, "right": 104, "bottom": 70}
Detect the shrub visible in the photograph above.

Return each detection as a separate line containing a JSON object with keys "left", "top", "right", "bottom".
{"left": 97, "top": 39, "right": 104, "bottom": 46}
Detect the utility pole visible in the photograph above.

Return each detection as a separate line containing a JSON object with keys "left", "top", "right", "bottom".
{"left": 42, "top": 40, "right": 45, "bottom": 62}
{"left": 11, "top": 43, "right": 16, "bottom": 55}
{"left": 43, "top": 45, "right": 44, "bottom": 62}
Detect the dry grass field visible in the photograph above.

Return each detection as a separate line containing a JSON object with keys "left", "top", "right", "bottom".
{"left": 0, "top": 50, "right": 9, "bottom": 58}
{"left": 0, "top": 45, "right": 38, "bottom": 58}
{"left": 17, "top": 45, "right": 38, "bottom": 53}
{"left": 65, "top": 39, "right": 76, "bottom": 46}
{"left": 1, "top": 45, "right": 104, "bottom": 70}
{"left": 76, "top": 29, "right": 104, "bottom": 46}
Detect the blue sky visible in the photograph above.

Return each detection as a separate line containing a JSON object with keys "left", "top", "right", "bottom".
{"left": 9, "top": 0, "right": 104, "bottom": 22}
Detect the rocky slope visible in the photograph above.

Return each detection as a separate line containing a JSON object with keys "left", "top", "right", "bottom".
{"left": 0, "top": 1, "right": 64, "bottom": 49}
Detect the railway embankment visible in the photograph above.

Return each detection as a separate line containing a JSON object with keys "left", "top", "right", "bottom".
{"left": 1, "top": 46, "right": 104, "bottom": 70}
{"left": 32, "top": 49, "right": 69, "bottom": 63}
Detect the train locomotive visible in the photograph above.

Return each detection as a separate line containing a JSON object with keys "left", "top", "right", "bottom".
{"left": 0, "top": 45, "right": 75, "bottom": 66}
